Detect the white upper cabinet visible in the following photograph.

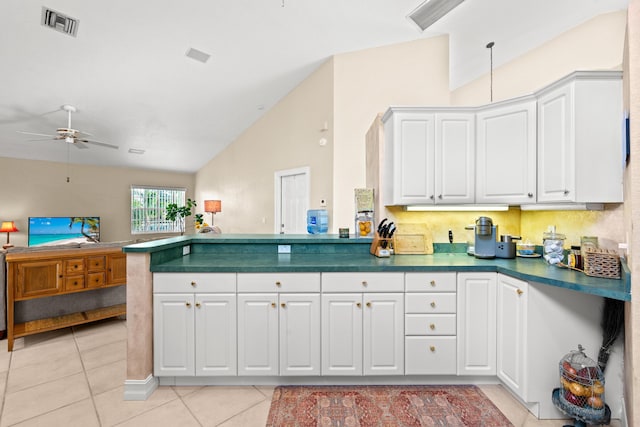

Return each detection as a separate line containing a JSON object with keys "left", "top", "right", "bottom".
{"left": 476, "top": 97, "right": 537, "bottom": 204}
{"left": 382, "top": 108, "right": 474, "bottom": 205}
{"left": 536, "top": 71, "right": 623, "bottom": 203}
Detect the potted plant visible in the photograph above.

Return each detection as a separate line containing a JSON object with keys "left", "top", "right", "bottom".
{"left": 165, "top": 198, "right": 197, "bottom": 235}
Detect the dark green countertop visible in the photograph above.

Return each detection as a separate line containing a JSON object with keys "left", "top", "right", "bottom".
{"left": 125, "top": 234, "right": 630, "bottom": 301}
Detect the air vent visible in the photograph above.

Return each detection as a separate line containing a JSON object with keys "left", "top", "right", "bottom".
{"left": 185, "top": 48, "right": 211, "bottom": 64}
{"left": 41, "top": 7, "right": 79, "bottom": 37}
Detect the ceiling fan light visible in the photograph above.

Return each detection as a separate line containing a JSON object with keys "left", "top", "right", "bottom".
{"left": 408, "top": 0, "right": 465, "bottom": 31}
{"left": 65, "top": 136, "right": 74, "bottom": 143}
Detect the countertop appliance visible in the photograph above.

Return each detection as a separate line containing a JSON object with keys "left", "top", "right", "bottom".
{"left": 474, "top": 216, "right": 497, "bottom": 259}
{"left": 496, "top": 234, "right": 521, "bottom": 259}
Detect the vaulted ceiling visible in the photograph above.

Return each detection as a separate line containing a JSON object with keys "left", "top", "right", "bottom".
{"left": 0, "top": 0, "right": 628, "bottom": 173}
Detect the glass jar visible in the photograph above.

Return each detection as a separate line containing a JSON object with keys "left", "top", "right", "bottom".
{"left": 355, "top": 211, "right": 374, "bottom": 238}
{"left": 568, "top": 245, "right": 583, "bottom": 270}
{"left": 543, "top": 230, "right": 566, "bottom": 265}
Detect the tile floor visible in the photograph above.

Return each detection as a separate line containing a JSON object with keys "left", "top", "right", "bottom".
{"left": 0, "top": 318, "right": 621, "bottom": 426}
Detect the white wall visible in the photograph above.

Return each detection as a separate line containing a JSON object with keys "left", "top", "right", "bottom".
{"left": 0, "top": 157, "right": 195, "bottom": 246}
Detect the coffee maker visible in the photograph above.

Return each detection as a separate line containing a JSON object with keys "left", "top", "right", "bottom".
{"left": 474, "top": 216, "right": 497, "bottom": 259}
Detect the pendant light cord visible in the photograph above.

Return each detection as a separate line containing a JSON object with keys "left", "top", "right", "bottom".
{"left": 486, "top": 41, "right": 495, "bottom": 102}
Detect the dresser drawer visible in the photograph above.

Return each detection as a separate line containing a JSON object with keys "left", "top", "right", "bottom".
{"left": 322, "top": 272, "right": 404, "bottom": 292}
{"left": 154, "top": 273, "right": 236, "bottom": 293}
{"left": 405, "top": 293, "right": 457, "bottom": 314}
{"left": 64, "top": 258, "right": 85, "bottom": 275}
{"left": 405, "top": 336, "right": 457, "bottom": 375}
{"left": 64, "top": 275, "right": 85, "bottom": 291}
{"left": 405, "top": 272, "right": 456, "bottom": 292}
{"left": 405, "top": 314, "right": 456, "bottom": 336}
{"left": 87, "top": 256, "right": 106, "bottom": 272}
{"left": 237, "top": 273, "right": 320, "bottom": 292}
{"left": 87, "top": 272, "right": 106, "bottom": 288}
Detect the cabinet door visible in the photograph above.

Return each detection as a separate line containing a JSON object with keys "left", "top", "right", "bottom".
{"left": 279, "top": 294, "right": 320, "bottom": 376}
{"left": 363, "top": 293, "right": 404, "bottom": 375}
{"left": 537, "top": 84, "right": 574, "bottom": 202}
{"left": 476, "top": 99, "right": 537, "bottom": 204}
{"left": 496, "top": 274, "right": 528, "bottom": 400}
{"left": 153, "top": 293, "right": 195, "bottom": 376}
{"left": 435, "top": 113, "right": 475, "bottom": 204}
{"left": 107, "top": 253, "right": 127, "bottom": 285}
{"left": 386, "top": 111, "right": 436, "bottom": 205}
{"left": 321, "top": 293, "right": 363, "bottom": 375}
{"left": 457, "top": 272, "right": 497, "bottom": 376}
{"left": 15, "top": 260, "right": 63, "bottom": 299}
{"left": 237, "top": 294, "right": 279, "bottom": 376}
{"left": 195, "top": 294, "right": 237, "bottom": 376}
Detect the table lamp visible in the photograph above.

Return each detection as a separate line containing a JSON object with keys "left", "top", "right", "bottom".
{"left": 204, "top": 200, "right": 222, "bottom": 226}
{"left": 1, "top": 221, "right": 19, "bottom": 249}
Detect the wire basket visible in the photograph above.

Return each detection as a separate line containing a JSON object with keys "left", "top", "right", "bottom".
{"left": 558, "top": 345, "right": 606, "bottom": 420}
{"left": 583, "top": 247, "right": 620, "bottom": 279}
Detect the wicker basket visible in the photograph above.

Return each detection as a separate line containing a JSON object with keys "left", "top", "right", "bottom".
{"left": 583, "top": 247, "right": 620, "bottom": 279}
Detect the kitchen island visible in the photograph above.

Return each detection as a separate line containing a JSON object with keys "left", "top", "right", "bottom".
{"left": 122, "top": 234, "right": 628, "bottom": 420}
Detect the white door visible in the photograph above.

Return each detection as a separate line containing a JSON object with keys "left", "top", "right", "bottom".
{"left": 363, "top": 293, "right": 404, "bottom": 375}
{"left": 153, "top": 293, "right": 195, "bottom": 376}
{"left": 237, "top": 294, "right": 279, "bottom": 375}
{"left": 321, "top": 293, "right": 363, "bottom": 375}
{"left": 279, "top": 293, "right": 321, "bottom": 376}
{"left": 457, "top": 273, "right": 497, "bottom": 376}
{"left": 276, "top": 167, "right": 309, "bottom": 234}
{"left": 435, "top": 113, "right": 475, "bottom": 204}
{"left": 195, "top": 294, "right": 237, "bottom": 376}
{"left": 497, "top": 274, "right": 528, "bottom": 400}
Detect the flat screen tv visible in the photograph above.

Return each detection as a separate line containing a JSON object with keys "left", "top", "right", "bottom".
{"left": 28, "top": 217, "right": 100, "bottom": 247}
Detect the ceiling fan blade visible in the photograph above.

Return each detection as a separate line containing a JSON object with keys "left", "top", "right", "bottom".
{"left": 73, "top": 141, "right": 90, "bottom": 149}
{"left": 17, "top": 130, "right": 57, "bottom": 138}
{"left": 26, "top": 138, "right": 56, "bottom": 142}
{"left": 79, "top": 139, "right": 119, "bottom": 150}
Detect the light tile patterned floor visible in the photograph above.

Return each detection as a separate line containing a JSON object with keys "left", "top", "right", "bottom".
{"left": 0, "top": 319, "right": 621, "bottom": 426}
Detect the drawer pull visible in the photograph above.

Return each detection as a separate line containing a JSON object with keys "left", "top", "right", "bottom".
{"left": 361, "top": 281, "right": 368, "bottom": 287}
{"left": 366, "top": 302, "right": 371, "bottom": 308}
{"left": 281, "top": 303, "right": 286, "bottom": 308}
{"left": 430, "top": 346, "right": 436, "bottom": 352}
{"left": 190, "top": 281, "right": 196, "bottom": 287}
{"left": 195, "top": 302, "right": 201, "bottom": 308}
{"left": 430, "top": 301, "right": 436, "bottom": 308}
{"left": 430, "top": 280, "right": 436, "bottom": 287}
{"left": 517, "top": 289, "right": 524, "bottom": 296}
{"left": 429, "top": 323, "right": 435, "bottom": 330}
{"left": 271, "top": 302, "right": 276, "bottom": 308}
{"left": 186, "top": 302, "right": 191, "bottom": 307}
{"left": 275, "top": 281, "right": 281, "bottom": 287}
{"left": 356, "top": 302, "right": 361, "bottom": 308}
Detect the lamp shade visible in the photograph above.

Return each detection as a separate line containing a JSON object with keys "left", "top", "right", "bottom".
{"left": 204, "top": 200, "right": 222, "bottom": 213}
{"left": 0, "top": 221, "right": 18, "bottom": 233}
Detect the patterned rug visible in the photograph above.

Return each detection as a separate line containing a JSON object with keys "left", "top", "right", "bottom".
{"left": 266, "top": 385, "right": 514, "bottom": 427}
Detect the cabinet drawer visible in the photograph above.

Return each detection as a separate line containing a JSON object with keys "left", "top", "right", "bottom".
{"left": 237, "top": 273, "right": 320, "bottom": 293}
{"left": 87, "top": 256, "right": 106, "bottom": 272}
{"left": 322, "top": 272, "right": 404, "bottom": 292}
{"left": 405, "top": 272, "right": 456, "bottom": 292}
{"left": 64, "top": 259, "right": 85, "bottom": 275}
{"left": 405, "top": 336, "right": 457, "bottom": 375}
{"left": 64, "top": 275, "right": 85, "bottom": 291}
{"left": 87, "top": 272, "right": 106, "bottom": 288}
{"left": 405, "top": 314, "right": 456, "bottom": 336}
{"left": 154, "top": 273, "right": 236, "bottom": 293}
{"left": 405, "top": 293, "right": 456, "bottom": 314}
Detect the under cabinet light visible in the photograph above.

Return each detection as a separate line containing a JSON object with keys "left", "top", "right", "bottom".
{"left": 405, "top": 205, "right": 509, "bottom": 212}
{"left": 520, "top": 203, "right": 604, "bottom": 211}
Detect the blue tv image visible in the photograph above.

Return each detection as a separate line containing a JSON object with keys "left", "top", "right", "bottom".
{"left": 28, "top": 217, "right": 101, "bottom": 247}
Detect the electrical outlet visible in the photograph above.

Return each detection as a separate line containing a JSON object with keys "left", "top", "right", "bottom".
{"left": 182, "top": 245, "right": 191, "bottom": 256}
{"left": 278, "top": 245, "right": 291, "bottom": 254}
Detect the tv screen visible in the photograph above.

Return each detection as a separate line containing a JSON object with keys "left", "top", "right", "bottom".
{"left": 28, "top": 217, "right": 101, "bottom": 247}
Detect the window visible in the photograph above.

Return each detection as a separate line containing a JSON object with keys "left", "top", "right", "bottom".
{"left": 131, "top": 186, "right": 186, "bottom": 234}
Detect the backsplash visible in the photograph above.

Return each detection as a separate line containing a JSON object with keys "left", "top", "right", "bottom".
{"left": 387, "top": 204, "right": 624, "bottom": 250}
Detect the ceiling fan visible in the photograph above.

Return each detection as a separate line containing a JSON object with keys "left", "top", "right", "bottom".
{"left": 17, "top": 104, "right": 118, "bottom": 150}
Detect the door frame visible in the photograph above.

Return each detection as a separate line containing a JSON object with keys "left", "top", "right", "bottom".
{"left": 274, "top": 166, "right": 310, "bottom": 234}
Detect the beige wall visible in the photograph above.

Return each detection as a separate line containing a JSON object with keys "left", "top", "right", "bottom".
{"left": 195, "top": 59, "right": 335, "bottom": 233}
{"left": 0, "top": 157, "right": 195, "bottom": 246}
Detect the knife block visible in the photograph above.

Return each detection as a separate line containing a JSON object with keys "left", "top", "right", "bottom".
{"left": 370, "top": 232, "right": 392, "bottom": 257}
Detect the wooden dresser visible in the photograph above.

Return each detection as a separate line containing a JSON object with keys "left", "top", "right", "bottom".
{"left": 5, "top": 247, "right": 126, "bottom": 351}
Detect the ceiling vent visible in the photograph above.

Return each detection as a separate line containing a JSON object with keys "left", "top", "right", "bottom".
{"left": 408, "top": 0, "right": 465, "bottom": 31}
{"left": 41, "top": 7, "right": 79, "bottom": 37}
{"left": 185, "top": 48, "right": 211, "bottom": 64}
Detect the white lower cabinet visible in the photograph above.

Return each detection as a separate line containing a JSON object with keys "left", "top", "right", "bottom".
{"left": 405, "top": 272, "right": 457, "bottom": 375}
{"left": 237, "top": 273, "right": 320, "bottom": 376}
{"left": 153, "top": 273, "right": 237, "bottom": 377}
{"left": 457, "top": 272, "right": 497, "bottom": 376}
{"left": 321, "top": 273, "right": 404, "bottom": 376}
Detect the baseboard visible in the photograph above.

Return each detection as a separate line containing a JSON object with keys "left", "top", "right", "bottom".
{"left": 123, "top": 375, "right": 158, "bottom": 401}
{"left": 619, "top": 396, "right": 628, "bottom": 427}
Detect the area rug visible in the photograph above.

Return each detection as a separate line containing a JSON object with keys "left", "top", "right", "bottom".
{"left": 266, "top": 385, "right": 513, "bottom": 427}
